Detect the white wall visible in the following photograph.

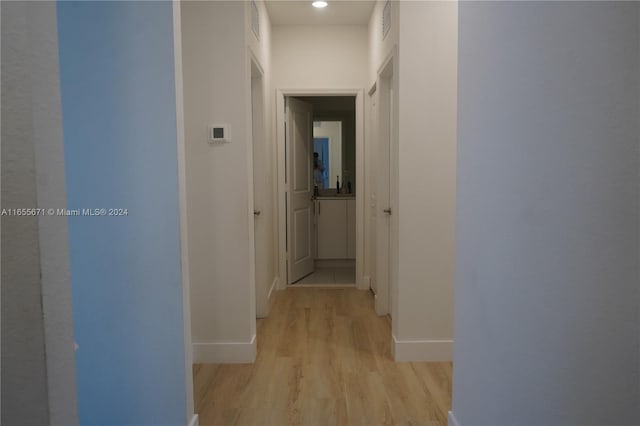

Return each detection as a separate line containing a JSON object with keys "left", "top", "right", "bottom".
{"left": 272, "top": 24, "right": 368, "bottom": 289}
{"left": 365, "top": 2, "right": 457, "bottom": 361}
{"left": 272, "top": 25, "right": 368, "bottom": 89}
{"left": 313, "top": 121, "right": 342, "bottom": 186}
{"left": 386, "top": 1, "right": 458, "bottom": 361}
{"left": 1, "top": 2, "right": 78, "bottom": 424}
{"left": 368, "top": 0, "right": 399, "bottom": 87}
{"left": 181, "top": 1, "right": 256, "bottom": 362}
{"left": 58, "top": 2, "right": 190, "bottom": 422}
{"left": 452, "top": 2, "right": 640, "bottom": 424}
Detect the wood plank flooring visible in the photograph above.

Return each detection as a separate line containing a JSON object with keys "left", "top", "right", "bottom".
{"left": 193, "top": 288, "right": 453, "bottom": 426}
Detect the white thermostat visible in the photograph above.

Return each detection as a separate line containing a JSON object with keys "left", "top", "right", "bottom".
{"left": 209, "top": 125, "right": 229, "bottom": 143}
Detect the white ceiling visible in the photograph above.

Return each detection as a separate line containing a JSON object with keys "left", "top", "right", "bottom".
{"left": 265, "top": 1, "right": 376, "bottom": 26}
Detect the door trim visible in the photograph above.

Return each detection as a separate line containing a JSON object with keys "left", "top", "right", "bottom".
{"left": 249, "top": 50, "right": 268, "bottom": 318}
{"left": 373, "top": 45, "right": 398, "bottom": 318}
{"left": 275, "top": 89, "right": 366, "bottom": 290}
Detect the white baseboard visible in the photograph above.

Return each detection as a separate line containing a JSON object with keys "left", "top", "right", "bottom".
{"left": 188, "top": 414, "right": 199, "bottom": 426}
{"left": 193, "top": 334, "right": 256, "bottom": 363}
{"left": 448, "top": 411, "right": 459, "bottom": 426}
{"left": 357, "top": 275, "right": 371, "bottom": 290}
{"left": 268, "top": 277, "right": 278, "bottom": 300}
{"left": 374, "top": 293, "right": 389, "bottom": 316}
{"left": 392, "top": 334, "right": 453, "bottom": 361}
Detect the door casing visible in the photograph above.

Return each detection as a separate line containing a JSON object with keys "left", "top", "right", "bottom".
{"left": 372, "top": 47, "right": 399, "bottom": 321}
{"left": 250, "top": 55, "right": 269, "bottom": 317}
{"left": 275, "top": 89, "right": 366, "bottom": 290}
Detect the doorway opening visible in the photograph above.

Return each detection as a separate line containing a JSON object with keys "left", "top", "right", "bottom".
{"left": 275, "top": 91, "right": 365, "bottom": 290}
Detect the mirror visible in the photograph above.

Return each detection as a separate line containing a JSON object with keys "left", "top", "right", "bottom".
{"left": 298, "top": 96, "right": 356, "bottom": 194}
{"left": 313, "top": 121, "right": 342, "bottom": 190}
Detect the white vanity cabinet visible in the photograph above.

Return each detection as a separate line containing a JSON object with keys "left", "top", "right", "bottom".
{"left": 347, "top": 199, "right": 356, "bottom": 258}
{"left": 316, "top": 197, "right": 356, "bottom": 259}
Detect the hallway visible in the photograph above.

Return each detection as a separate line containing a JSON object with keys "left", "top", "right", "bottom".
{"left": 193, "top": 288, "right": 452, "bottom": 425}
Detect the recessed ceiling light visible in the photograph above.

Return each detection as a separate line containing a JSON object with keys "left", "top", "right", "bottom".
{"left": 312, "top": 1, "right": 328, "bottom": 8}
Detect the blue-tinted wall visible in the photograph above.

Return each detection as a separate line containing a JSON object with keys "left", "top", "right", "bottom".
{"left": 57, "top": 2, "right": 186, "bottom": 424}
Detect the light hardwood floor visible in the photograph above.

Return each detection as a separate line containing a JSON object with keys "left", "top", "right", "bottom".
{"left": 193, "top": 288, "right": 453, "bottom": 426}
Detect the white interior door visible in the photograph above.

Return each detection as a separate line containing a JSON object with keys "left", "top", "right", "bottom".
{"left": 368, "top": 90, "right": 378, "bottom": 296}
{"left": 286, "top": 97, "right": 315, "bottom": 283}
{"left": 251, "top": 68, "right": 269, "bottom": 317}
{"left": 375, "top": 69, "right": 393, "bottom": 316}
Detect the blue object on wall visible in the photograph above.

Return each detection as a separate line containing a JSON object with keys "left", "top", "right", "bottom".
{"left": 57, "top": 2, "right": 186, "bottom": 424}
{"left": 313, "top": 137, "right": 330, "bottom": 188}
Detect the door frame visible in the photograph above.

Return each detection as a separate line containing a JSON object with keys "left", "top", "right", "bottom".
{"left": 249, "top": 52, "right": 268, "bottom": 318}
{"left": 372, "top": 46, "right": 398, "bottom": 318}
{"left": 275, "top": 89, "right": 366, "bottom": 290}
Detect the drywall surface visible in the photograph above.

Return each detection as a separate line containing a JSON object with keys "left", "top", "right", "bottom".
{"left": 2, "top": 2, "right": 78, "bottom": 424}
{"left": 368, "top": 0, "right": 399, "bottom": 86}
{"left": 272, "top": 25, "right": 368, "bottom": 89}
{"left": 394, "top": 1, "right": 457, "bottom": 358}
{"left": 273, "top": 24, "right": 367, "bottom": 290}
{"left": 57, "top": 2, "right": 187, "bottom": 424}
{"left": 2, "top": 2, "right": 51, "bottom": 423}
{"left": 181, "top": 1, "right": 256, "bottom": 360}
{"left": 453, "top": 2, "right": 640, "bottom": 424}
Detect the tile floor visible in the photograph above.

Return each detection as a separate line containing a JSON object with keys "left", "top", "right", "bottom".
{"left": 293, "top": 266, "right": 356, "bottom": 285}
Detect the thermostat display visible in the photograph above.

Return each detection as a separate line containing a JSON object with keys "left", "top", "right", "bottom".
{"left": 209, "top": 125, "right": 229, "bottom": 143}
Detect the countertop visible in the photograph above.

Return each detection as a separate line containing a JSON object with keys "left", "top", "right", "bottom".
{"left": 315, "top": 195, "right": 356, "bottom": 200}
